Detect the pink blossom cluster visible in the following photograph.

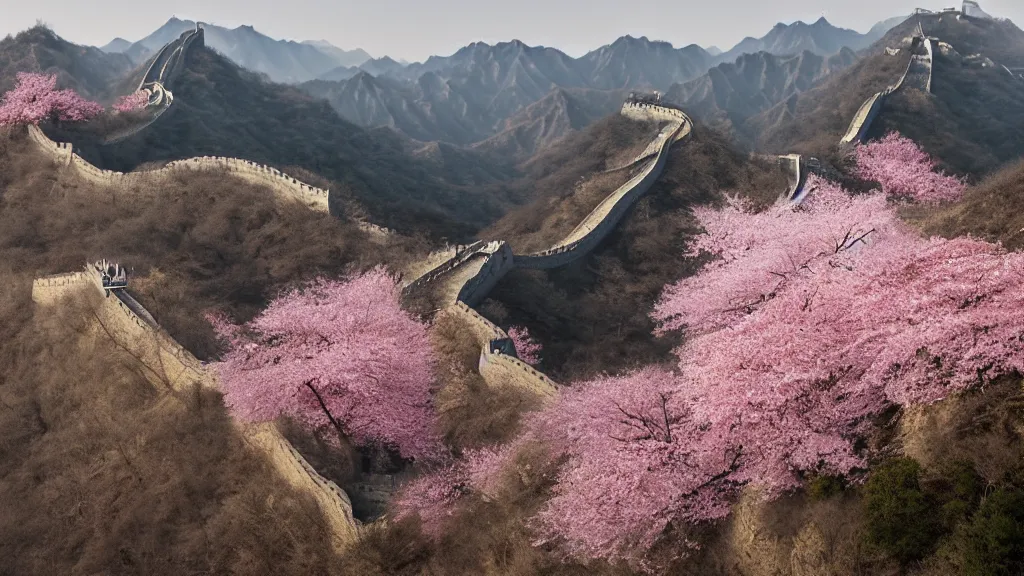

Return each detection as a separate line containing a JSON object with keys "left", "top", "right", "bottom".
{"left": 209, "top": 268, "right": 442, "bottom": 462}
{"left": 508, "top": 325, "right": 542, "bottom": 364}
{"left": 112, "top": 90, "right": 150, "bottom": 112}
{"left": 855, "top": 132, "right": 966, "bottom": 203}
{"left": 0, "top": 72, "right": 102, "bottom": 126}
{"left": 393, "top": 445, "right": 510, "bottom": 536}
{"left": 520, "top": 177, "right": 1024, "bottom": 566}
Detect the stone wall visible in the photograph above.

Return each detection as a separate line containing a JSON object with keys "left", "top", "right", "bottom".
{"left": 448, "top": 302, "right": 559, "bottom": 399}
{"left": 456, "top": 241, "right": 515, "bottom": 307}
{"left": 839, "top": 36, "right": 921, "bottom": 146}
{"left": 401, "top": 240, "right": 486, "bottom": 293}
{"left": 32, "top": 267, "right": 360, "bottom": 550}
{"left": 402, "top": 101, "right": 693, "bottom": 401}
{"left": 516, "top": 113, "right": 690, "bottom": 270}
{"left": 778, "top": 153, "right": 808, "bottom": 203}
{"left": 27, "top": 125, "right": 329, "bottom": 211}
{"left": 164, "top": 156, "right": 330, "bottom": 211}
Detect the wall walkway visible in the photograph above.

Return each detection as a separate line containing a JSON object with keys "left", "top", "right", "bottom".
{"left": 28, "top": 125, "right": 330, "bottom": 212}
{"left": 31, "top": 265, "right": 360, "bottom": 551}
{"left": 402, "top": 101, "right": 693, "bottom": 401}
{"left": 840, "top": 26, "right": 932, "bottom": 146}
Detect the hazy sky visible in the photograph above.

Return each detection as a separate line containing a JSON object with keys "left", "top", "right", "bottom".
{"left": 5, "top": 0, "right": 1023, "bottom": 61}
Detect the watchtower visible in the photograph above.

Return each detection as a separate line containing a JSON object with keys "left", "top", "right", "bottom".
{"left": 89, "top": 259, "right": 129, "bottom": 295}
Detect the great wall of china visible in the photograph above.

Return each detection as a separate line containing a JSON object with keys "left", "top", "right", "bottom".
{"left": 840, "top": 23, "right": 934, "bottom": 146}
{"left": 29, "top": 123, "right": 331, "bottom": 211}
{"left": 29, "top": 96, "right": 694, "bottom": 533}
{"left": 103, "top": 24, "right": 205, "bottom": 144}
{"left": 31, "top": 263, "right": 361, "bottom": 551}
{"left": 24, "top": 23, "right": 817, "bottom": 548}
{"left": 399, "top": 99, "right": 693, "bottom": 401}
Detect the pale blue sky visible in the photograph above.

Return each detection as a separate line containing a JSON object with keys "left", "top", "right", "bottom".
{"left": 4, "top": 0, "right": 1023, "bottom": 62}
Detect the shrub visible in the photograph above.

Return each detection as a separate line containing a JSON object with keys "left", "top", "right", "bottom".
{"left": 862, "top": 458, "right": 942, "bottom": 563}
{"left": 961, "top": 487, "right": 1024, "bottom": 576}
{"left": 807, "top": 475, "right": 847, "bottom": 501}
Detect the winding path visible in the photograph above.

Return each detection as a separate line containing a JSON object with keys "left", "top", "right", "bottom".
{"left": 401, "top": 100, "right": 692, "bottom": 398}
{"left": 103, "top": 24, "right": 205, "bottom": 144}
{"left": 840, "top": 23, "right": 933, "bottom": 146}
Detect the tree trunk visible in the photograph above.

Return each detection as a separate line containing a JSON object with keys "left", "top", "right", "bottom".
{"left": 303, "top": 379, "right": 347, "bottom": 446}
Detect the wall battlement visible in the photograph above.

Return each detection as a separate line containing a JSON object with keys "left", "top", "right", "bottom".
{"left": 28, "top": 125, "right": 330, "bottom": 211}
{"left": 403, "top": 101, "right": 693, "bottom": 401}
{"left": 31, "top": 265, "right": 359, "bottom": 550}
{"left": 840, "top": 29, "right": 929, "bottom": 146}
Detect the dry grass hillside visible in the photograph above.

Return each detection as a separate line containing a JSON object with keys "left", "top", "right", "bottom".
{"left": 0, "top": 127, "right": 423, "bottom": 357}
{"left": 907, "top": 159, "right": 1024, "bottom": 250}
{"left": 0, "top": 288, "right": 343, "bottom": 575}
{"left": 0, "top": 125, "right": 426, "bottom": 574}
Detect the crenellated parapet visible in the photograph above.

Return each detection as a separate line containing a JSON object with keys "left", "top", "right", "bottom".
{"left": 28, "top": 125, "right": 330, "bottom": 211}
{"left": 164, "top": 156, "right": 330, "bottom": 211}
{"left": 31, "top": 262, "right": 360, "bottom": 549}
{"left": 840, "top": 27, "right": 931, "bottom": 146}
{"left": 402, "top": 101, "right": 693, "bottom": 401}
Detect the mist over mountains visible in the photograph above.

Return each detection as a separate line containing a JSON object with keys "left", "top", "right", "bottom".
{"left": 100, "top": 17, "right": 372, "bottom": 83}
{"left": 83, "top": 13, "right": 910, "bottom": 151}
{"left": 295, "top": 17, "right": 898, "bottom": 151}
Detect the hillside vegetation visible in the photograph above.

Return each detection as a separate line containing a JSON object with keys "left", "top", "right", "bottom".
{"left": 0, "top": 127, "right": 422, "bottom": 357}
{"left": 0, "top": 290, "right": 343, "bottom": 575}
{"left": 909, "top": 159, "right": 1024, "bottom": 249}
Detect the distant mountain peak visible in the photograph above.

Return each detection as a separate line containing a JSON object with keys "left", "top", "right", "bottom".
{"left": 99, "top": 37, "right": 133, "bottom": 53}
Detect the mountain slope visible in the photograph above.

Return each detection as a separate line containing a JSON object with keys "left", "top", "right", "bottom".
{"left": 0, "top": 25, "right": 134, "bottom": 100}
{"left": 99, "top": 37, "right": 133, "bottom": 53}
{"left": 301, "top": 71, "right": 485, "bottom": 144}
{"left": 746, "top": 12, "right": 1024, "bottom": 176}
{"left": 473, "top": 88, "right": 627, "bottom": 158}
{"left": 577, "top": 36, "right": 713, "bottom": 90}
{"left": 667, "top": 48, "right": 858, "bottom": 140}
{"left": 719, "top": 16, "right": 905, "bottom": 62}
{"left": 50, "top": 45, "right": 517, "bottom": 237}
{"left": 301, "top": 39, "right": 372, "bottom": 68}
{"left": 126, "top": 17, "right": 358, "bottom": 83}
{"left": 872, "top": 13, "right": 1024, "bottom": 175}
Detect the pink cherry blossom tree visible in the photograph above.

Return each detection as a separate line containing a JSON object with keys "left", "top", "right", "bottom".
{"left": 209, "top": 268, "right": 442, "bottom": 462}
{"left": 0, "top": 72, "right": 102, "bottom": 126}
{"left": 855, "top": 132, "right": 966, "bottom": 203}
{"left": 508, "top": 325, "right": 542, "bottom": 364}
{"left": 393, "top": 445, "right": 510, "bottom": 537}
{"left": 523, "top": 177, "right": 1024, "bottom": 567}
{"left": 112, "top": 89, "right": 150, "bottom": 113}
